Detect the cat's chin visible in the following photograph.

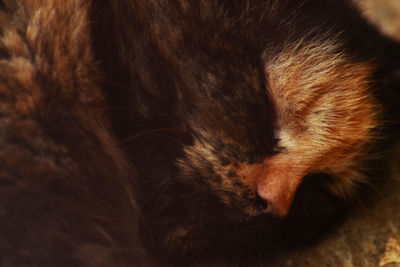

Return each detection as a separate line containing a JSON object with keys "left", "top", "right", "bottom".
{"left": 220, "top": 207, "right": 273, "bottom": 223}
{"left": 159, "top": 211, "right": 280, "bottom": 257}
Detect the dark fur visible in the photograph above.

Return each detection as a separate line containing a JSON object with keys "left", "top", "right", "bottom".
{"left": 0, "top": 0, "right": 398, "bottom": 266}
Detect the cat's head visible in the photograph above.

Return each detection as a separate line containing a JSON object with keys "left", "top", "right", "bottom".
{"left": 177, "top": 37, "right": 379, "bottom": 220}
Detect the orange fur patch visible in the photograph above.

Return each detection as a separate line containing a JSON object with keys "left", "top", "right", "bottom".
{"left": 263, "top": 37, "right": 379, "bottom": 202}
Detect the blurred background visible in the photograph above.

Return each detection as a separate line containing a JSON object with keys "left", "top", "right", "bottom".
{"left": 356, "top": 0, "right": 400, "bottom": 42}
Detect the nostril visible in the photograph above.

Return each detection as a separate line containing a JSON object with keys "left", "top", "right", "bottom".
{"left": 255, "top": 193, "right": 268, "bottom": 212}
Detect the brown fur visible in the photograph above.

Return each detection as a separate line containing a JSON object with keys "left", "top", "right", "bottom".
{"left": 179, "top": 38, "right": 380, "bottom": 218}
{"left": 0, "top": 1, "right": 151, "bottom": 266}
{"left": 0, "top": 0, "right": 397, "bottom": 266}
{"left": 260, "top": 38, "right": 379, "bottom": 216}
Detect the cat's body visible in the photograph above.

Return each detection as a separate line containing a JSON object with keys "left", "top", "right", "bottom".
{"left": 0, "top": 0, "right": 398, "bottom": 266}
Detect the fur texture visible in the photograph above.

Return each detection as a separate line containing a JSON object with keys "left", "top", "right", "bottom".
{"left": 0, "top": 0, "right": 398, "bottom": 266}
{"left": 0, "top": 1, "right": 150, "bottom": 266}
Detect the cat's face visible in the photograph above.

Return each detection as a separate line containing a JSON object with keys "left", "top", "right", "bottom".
{"left": 177, "top": 37, "right": 379, "bottom": 220}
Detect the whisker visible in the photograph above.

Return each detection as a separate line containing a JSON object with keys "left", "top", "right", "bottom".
{"left": 104, "top": 107, "right": 135, "bottom": 111}
{"left": 122, "top": 128, "right": 181, "bottom": 143}
{"left": 103, "top": 79, "right": 137, "bottom": 91}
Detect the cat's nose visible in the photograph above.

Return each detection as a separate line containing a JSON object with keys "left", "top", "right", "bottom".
{"left": 256, "top": 166, "right": 303, "bottom": 218}
{"left": 234, "top": 155, "right": 305, "bottom": 218}
{"left": 256, "top": 188, "right": 293, "bottom": 218}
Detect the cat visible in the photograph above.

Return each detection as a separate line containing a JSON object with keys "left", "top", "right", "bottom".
{"left": 0, "top": 0, "right": 398, "bottom": 266}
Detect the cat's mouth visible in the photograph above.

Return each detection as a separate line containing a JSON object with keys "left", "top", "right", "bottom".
{"left": 245, "top": 173, "right": 338, "bottom": 219}
{"left": 215, "top": 157, "right": 340, "bottom": 221}
{"left": 223, "top": 154, "right": 308, "bottom": 219}
{"left": 218, "top": 174, "right": 339, "bottom": 226}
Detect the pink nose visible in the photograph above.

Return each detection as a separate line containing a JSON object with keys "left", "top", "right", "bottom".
{"left": 233, "top": 155, "right": 305, "bottom": 218}
{"left": 256, "top": 187, "right": 294, "bottom": 218}
{"left": 256, "top": 166, "right": 303, "bottom": 218}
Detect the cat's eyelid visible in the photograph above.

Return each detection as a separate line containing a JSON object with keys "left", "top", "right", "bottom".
{"left": 272, "top": 145, "right": 286, "bottom": 155}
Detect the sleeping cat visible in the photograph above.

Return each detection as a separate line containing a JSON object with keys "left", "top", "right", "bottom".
{"left": 0, "top": 0, "right": 398, "bottom": 266}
